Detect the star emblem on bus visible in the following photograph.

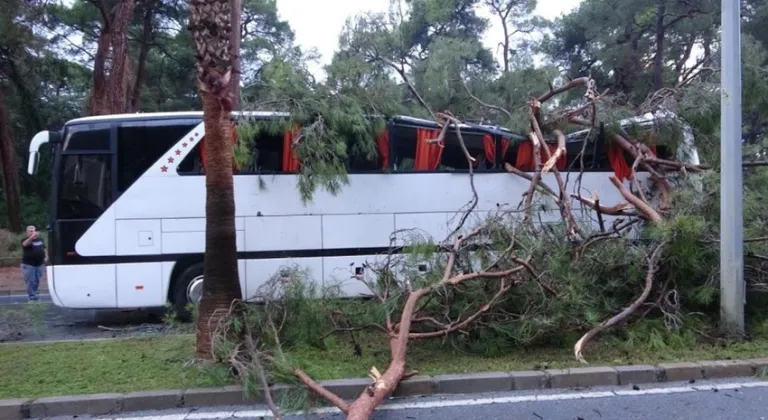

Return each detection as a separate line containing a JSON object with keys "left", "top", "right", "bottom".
{"left": 160, "top": 165, "right": 168, "bottom": 172}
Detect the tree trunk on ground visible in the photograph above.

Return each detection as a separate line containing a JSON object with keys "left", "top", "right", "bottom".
{"left": 88, "top": 0, "right": 138, "bottom": 116}
{"left": 0, "top": 88, "right": 21, "bottom": 232}
{"left": 230, "top": 0, "right": 241, "bottom": 109}
{"left": 188, "top": 0, "right": 243, "bottom": 360}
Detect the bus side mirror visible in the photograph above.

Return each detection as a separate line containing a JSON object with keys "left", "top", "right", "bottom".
{"left": 27, "top": 151, "right": 40, "bottom": 175}
{"left": 28, "top": 130, "right": 52, "bottom": 175}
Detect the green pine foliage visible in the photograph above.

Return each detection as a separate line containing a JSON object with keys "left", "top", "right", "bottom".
{"left": 235, "top": 57, "right": 389, "bottom": 203}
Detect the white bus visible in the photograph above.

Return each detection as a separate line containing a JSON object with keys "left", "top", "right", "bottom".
{"left": 26, "top": 111, "right": 697, "bottom": 316}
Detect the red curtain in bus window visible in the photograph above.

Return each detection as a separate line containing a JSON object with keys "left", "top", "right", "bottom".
{"left": 376, "top": 129, "right": 390, "bottom": 169}
{"left": 414, "top": 128, "right": 443, "bottom": 170}
{"left": 608, "top": 142, "right": 632, "bottom": 181}
{"left": 482, "top": 134, "right": 495, "bottom": 162}
{"left": 199, "top": 127, "right": 238, "bottom": 172}
{"left": 547, "top": 143, "right": 567, "bottom": 170}
{"left": 515, "top": 141, "right": 566, "bottom": 171}
{"left": 282, "top": 128, "right": 301, "bottom": 173}
{"left": 500, "top": 138, "right": 510, "bottom": 161}
{"left": 482, "top": 135, "right": 511, "bottom": 165}
{"left": 515, "top": 140, "right": 534, "bottom": 170}
{"left": 611, "top": 144, "right": 658, "bottom": 181}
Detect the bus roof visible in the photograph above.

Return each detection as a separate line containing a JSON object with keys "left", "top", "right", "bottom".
{"left": 564, "top": 111, "right": 687, "bottom": 141}
{"left": 64, "top": 111, "right": 291, "bottom": 125}
{"left": 389, "top": 115, "right": 529, "bottom": 141}
{"left": 63, "top": 110, "right": 684, "bottom": 144}
{"left": 64, "top": 111, "right": 532, "bottom": 140}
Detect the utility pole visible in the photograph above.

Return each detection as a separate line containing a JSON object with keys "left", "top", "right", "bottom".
{"left": 720, "top": 0, "right": 745, "bottom": 336}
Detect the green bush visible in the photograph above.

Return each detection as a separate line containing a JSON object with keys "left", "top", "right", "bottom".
{"left": 0, "top": 229, "right": 21, "bottom": 260}
{"left": 0, "top": 193, "right": 48, "bottom": 233}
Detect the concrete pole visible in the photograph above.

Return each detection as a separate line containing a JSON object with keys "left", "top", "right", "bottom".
{"left": 720, "top": 0, "right": 745, "bottom": 336}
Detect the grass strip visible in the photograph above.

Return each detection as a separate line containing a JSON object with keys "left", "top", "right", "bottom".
{"left": 1, "top": 330, "right": 768, "bottom": 399}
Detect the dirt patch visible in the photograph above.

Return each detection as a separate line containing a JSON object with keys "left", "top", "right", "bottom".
{"left": 0, "top": 266, "right": 48, "bottom": 294}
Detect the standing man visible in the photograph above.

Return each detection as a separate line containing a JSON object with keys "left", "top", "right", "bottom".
{"left": 21, "top": 225, "right": 46, "bottom": 302}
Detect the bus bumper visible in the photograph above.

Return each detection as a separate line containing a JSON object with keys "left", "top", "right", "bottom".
{"left": 46, "top": 265, "right": 64, "bottom": 307}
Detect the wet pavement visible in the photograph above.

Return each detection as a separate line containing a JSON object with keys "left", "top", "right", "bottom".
{"left": 88, "top": 377, "right": 768, "bottom": 420}
{"left": 0, "top": 297, "right": 174, "bottom": 343}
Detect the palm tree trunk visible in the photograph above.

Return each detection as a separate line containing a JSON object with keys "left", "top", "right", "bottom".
{"left": 188, "top": 0, "right": 243, "bottom": 360}
{"left": 230, "top": 0, "right": 241, "bottom": 109}
{"left": 195, "top": 91, "right": 242, "bottom": 359}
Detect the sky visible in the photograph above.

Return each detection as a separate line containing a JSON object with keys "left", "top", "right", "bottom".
{"left": 275, "top": 0, "right": 582, "bottom": 77}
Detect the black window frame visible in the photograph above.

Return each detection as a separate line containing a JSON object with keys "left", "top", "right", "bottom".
{"left": 116, "top": 118, "right": 201, "bottom": 191}
{"left": 176, "top": 116, "right": 293, "bottom": 176}
{"left": 56, "top": 153, "right": 115, "bottom": 221}
{"left": 389, "top": 121, "right": 513, "bottom": 174}
{"left": 50, "top": 122, "right": 116, "bottom": 264}
{"left": 54, "top": 122, "right": 117, "bottom": 221}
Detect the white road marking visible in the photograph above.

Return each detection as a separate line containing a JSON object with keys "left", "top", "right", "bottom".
{"left": 111, "top": 380, "right": 768, "bottom": 420}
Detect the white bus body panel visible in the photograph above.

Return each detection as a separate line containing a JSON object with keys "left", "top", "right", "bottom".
{"left": 53, "top": 120, "right": 653, "bottom": 309}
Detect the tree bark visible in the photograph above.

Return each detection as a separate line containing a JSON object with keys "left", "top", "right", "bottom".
{"left": 131, "top": 1, "right": 155, "bottom": 112}
{"left": 195, "top": 90, "right": 242, "bottom": 359}
{"left": 651, "top": 0, "right": 667, "bottom": 92}
{"left": 89, "top": 27, "right": 111, "bottom": 115}
{"left": 188, "top": 0, "right": 242, "bottom": 360}
{"left": 230, "top": 0, "right": 242, "bottom": 110}
{"left": 0, "top": 87, "right": 22, "bottom": 232}
{"left": 294, "top": 229, "right": 525, "bottom": 419}
{"left": 5, "top": 59, "right": 42, "bottom": 133}
{"left": 106, "top": 0, "right": 136, "bottom": 114}
{"left": 88, "top": 0, "right": 138, "bottom": 116}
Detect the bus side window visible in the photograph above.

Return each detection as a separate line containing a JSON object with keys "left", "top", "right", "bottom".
{"left": 564, "top": 137, "right": 601, "bottom": 171}
{"left": 178, "top": 130, "right": 287, "bottom": 175}
{"left": 439, "top": 132, "right": 491, "bottom": 172}
{"left": 177, "top": 142, "right": 205, "bottom": 175}
{"left": 347, "top": 131, "right": 385, "bottom": 173}
{"left": 118, "top": 123, "right": 196, "bottom": 189}
{"left": 251, "top": 131, "right": 284, "bottom": 173}
{"left": 392, "top": 126, "right": 416, "bottom": 172}
{"left": 393, "top": 125, "right": 453, "bottom": 172}
{"left": 58, "top": 154, "right": 112, "bottom": 220}
{"left": 502, "top": 139, "right": 519, "bottom": 170}
{"left": 63, "top": 125, "right": 111, "bottom": 152}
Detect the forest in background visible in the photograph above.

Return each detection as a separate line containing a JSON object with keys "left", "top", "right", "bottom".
{"left": 6, "top": 2, "right": 768, "bottom": 416}
{"left": 4, "top": 0, "right": 768, "bottom": 230}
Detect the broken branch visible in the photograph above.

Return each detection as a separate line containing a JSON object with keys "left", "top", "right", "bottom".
{"left": 574, "top": 241, "right": 666, "bottom": 363}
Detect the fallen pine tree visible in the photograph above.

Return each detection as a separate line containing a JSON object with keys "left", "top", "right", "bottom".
{"left": 207, "top": 74, "right": 768, "bottom": 419}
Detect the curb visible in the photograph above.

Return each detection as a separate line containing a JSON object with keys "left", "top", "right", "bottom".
{"left": 2, "top": 358, "right": 767, "bottom": 419}
{"left": 0, "top": 291, "right": 48, "bottom": 297}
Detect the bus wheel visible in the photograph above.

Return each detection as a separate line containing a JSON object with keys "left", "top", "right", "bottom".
{"left": 172, "top": 263, "right": 204, "bottom": 322}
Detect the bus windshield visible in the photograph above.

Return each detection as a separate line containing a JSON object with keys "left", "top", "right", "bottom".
{"left": 57, "top": 154, "right": 112, "bottom": 220}
{"left": 56, "top": 124, "right": 113, "bottom": 221}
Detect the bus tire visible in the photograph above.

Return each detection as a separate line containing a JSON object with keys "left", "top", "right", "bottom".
{"left": 171, "top": 262, "right": 204, "bottom": 322}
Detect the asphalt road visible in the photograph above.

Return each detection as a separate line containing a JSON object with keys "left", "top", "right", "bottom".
{"left": 0, "top": 293, "right": 53, "bottom": 305}
{"left": 0, "top": 297, "right": 171, "bottom": 342}
{"left": 81, "top": 377, "right": 768, "bottom": 420}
